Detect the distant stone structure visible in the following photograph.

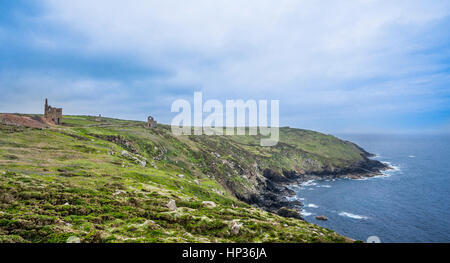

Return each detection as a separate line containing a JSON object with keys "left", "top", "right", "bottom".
{"left": 147, "top": 116, "right": 157, "bottom": 128}
{"left": 96, "top": 114, "right": 102, "bottom": 122}
{"left": 44, "top": 98, "right": 62, "bottom": 125}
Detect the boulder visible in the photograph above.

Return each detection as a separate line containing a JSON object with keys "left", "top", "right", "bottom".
{"left": 178, "top": 174, "right": 185, "bottom": 178}
{"left": 315, "top": 215, "right": 328, "bottom": 221}
{"left": 121, "top": 150, "right": 131, "bottom": 158}
{"left": 138, "top": 160, "right": 147, "bottom": 167}
{"left": 167, "top": 200, "right": 177, "bottom": 211}
{"left": 231, "top": 221, "right": 241, "bottom": 235}
{"left": 66, "top": 236, "right": 81, "bottom": 243}
{"left": 202, "top": 201, "right": 217, "bottom": 208}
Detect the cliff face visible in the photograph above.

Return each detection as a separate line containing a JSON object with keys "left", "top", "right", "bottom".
{"left": 179, "top": 127, "right": 388, "bottom": 213}
{"left": 0, "top": 114, "right": 386, "bottom": 242}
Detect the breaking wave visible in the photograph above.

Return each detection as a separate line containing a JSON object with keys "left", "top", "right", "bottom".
{"left": 302, "top": 180, "right": 317, "bottom": 187}
{"left": 338, "top": 212, "right": 369, "bottom": 220}
{"left": 301, "top": 210, "right": 313, "bottom": 217}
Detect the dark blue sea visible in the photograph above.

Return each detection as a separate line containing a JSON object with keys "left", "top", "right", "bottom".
{"left": 290, "top": 134, "right": 450, "bottom": 243}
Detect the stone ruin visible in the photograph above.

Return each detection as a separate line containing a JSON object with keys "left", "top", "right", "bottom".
{"left": 147, "top": 116, "right": 157, "bottom": 128}
{"left": 96, "top": 114, "right": 102, "bottom": 122}
{"left": 44, "top": 98, "right": 62, "bottom": 125}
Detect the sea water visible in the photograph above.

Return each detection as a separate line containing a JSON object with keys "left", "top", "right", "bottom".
{"left": 292, "top": 134, "right": 450, "bottom": 242}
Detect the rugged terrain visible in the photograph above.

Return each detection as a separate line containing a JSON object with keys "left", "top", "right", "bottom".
{"left": 0, "top": 114, "right": 387, "bottom": 243}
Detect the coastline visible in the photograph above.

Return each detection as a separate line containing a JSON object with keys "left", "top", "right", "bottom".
{"left": 252, "top": 155, "right": 392, "bottom": 220}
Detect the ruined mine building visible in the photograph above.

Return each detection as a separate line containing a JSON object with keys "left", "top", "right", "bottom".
{"left": 147, "top": 116, "right": 157, "bottom": 128}
{"left": 44, "top": 98, "right": 62, "bottom": 125}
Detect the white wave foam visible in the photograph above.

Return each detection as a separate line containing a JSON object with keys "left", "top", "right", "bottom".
{"left": 408, "top": 155, "right": 415, "bottom": 158}
{"left": 382, "top": 161, "right": 401, "bottom": 173}
{"left": 355, "top": 177, "right": 369, "bottom": 181}
{"left": 317, "top": 185, "right": 331, "bottom": 188}
{"left": 302, "top": 180, "right": 317, "bottom": 187}
{"left": 338, "top": 212, "right": 368, "bottom": 220}
{"left": 285, "top": 196, "right": 298, "bottom": 201}
{"left": 379, "top": 171, "right": 393, "bottom": 177}
{"left": 301, "top": 210, "right": 313, "bottom": 217}
{"left": 391, "top": 165, "right": 401, "bottom": 171}
{"left": 307, "top": 204, "right": 319, "bottom": 208}
{"left": 358, "top": 169, "right": 395, "bottom": 179}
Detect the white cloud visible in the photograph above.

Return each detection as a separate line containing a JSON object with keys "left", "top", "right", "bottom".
{"left": 5, "top": 0, "right": 450, "bottom": 132}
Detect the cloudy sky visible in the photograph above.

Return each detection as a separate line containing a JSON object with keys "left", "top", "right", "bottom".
{"left": 1, "top": 0, "right": 449, "bottom": 134}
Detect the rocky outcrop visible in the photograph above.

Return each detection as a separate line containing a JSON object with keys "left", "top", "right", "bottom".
{"left": 315, "top": 216, "right": 328, "bottom": 221}
{"left": 167, "top": 200, "right": 177, "bottom": 211}
{"left": 230, "top": 221, "right": 241, "bottom": 235}
{"left": 121, "top": 150, "right": 147, "bottom": 167}
{"left": 202, "top": 201, "right": 217, "bottom": 208}
{"left": 278, "top": 207, "right": 303, "bottom": 220}
{"left": 66, "top": 236, "right": 81, "bottom": 243}
{"left": 240, "top": 156, "right": 389, "bottom": 220}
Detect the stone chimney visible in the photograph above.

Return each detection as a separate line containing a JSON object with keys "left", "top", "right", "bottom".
{"left": 44, "top": 98, "right": 48, "bottom": 118}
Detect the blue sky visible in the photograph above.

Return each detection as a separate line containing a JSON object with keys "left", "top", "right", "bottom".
{"left": 1, "top": 0, "right": 449, "bottom": 134}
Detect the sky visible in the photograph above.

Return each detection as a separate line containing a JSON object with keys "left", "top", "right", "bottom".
{"left": 1, "top": 0, "right": 449, "bottom": 134}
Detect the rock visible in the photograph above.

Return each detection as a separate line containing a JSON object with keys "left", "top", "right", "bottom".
{"left": 202, "top": 201, "right": 217, "bottom": 208}
{"left": 315, "top": 215, "right": 328, "bottom": 221}
{"left": 231, "top": 221, "right": 241, "bottom": 235}
{"left": 193, "top": 179, "right": 200, "bottom": 185}
{"left": 139, "top": 160, "right": 147, "bottom": 167}
{"left": 281, "top": 187, "right": 296, "bottom": 197}
{"left": 178, "top": 174, "right": 185, "bottom": 178}
{"left": 121, "top": 150, "right": 131, "bottom": 158}
{"left": 63, "top": 202, "right": 70, "bottom": 206}
{"left": 167, "top": 200, "right": 177, "bottom": 211}
{"left": 277, "top": 207, "right": 303, "bottom": 220}
{"left": 212, "top": 188, "right": 224, "bottom": 195}
{"left": 66, "top": 236, "right": 81, "bottom": 243}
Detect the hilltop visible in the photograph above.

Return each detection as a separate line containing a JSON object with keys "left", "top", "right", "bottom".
{"left": 0, "top": 114, "right": 386, "bottom": 243}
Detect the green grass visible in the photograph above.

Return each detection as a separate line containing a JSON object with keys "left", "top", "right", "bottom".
{"left": 0, "top": 115, "right": 364, "bottom": 243}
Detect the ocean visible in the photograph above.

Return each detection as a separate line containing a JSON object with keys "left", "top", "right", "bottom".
{"left": 290, "top": 134, "right": 450, "bottom": 243}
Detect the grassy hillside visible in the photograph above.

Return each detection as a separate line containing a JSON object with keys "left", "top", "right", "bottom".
{"left": 0, "top": 115, "right": 368, "bottom": 243}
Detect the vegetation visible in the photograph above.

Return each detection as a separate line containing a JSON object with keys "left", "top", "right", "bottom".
{"left": 0, "top": 115, "right": 365, "bottom": 243}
